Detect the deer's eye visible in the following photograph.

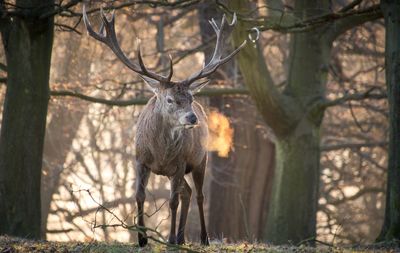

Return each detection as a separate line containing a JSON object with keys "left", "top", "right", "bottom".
{"left": 166, "top": 98, "right": 173, "bottom": 104}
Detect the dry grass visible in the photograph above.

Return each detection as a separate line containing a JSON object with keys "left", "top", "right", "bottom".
{"left": 0, "top": 236, "right": 399, "bottom": 253}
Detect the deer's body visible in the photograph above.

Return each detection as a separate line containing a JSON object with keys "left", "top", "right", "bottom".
{"left": 134, "top": 87, "right": 210, "bottom": 245}
{"left": 136, "top": 96, "right": 208, "bottom": 177}
{"left": 83, "top": 6, "right": 245, "bottom": 246}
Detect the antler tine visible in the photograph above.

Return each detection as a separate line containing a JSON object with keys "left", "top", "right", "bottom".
{"left": 83, "top": 5, "right": 106, "bottom": 42}
{"left": 209, "top": 18, "right": 220, "bottom": 34}
{"left": 137, "top": 47, "right": 149, "bottom": 74}
{"left": 99, "top": 7, "right": 115, "bottom": 36}
{"left": 230, "top": 12, "right": 238, "bottom": 26}
{"left": 208, "top": 15, "right": 227, "bottom": 63}
{"left": 166, "top": 55, "right": 174, "bottom": 82}
{"left": 82, "top": 5, "right": 169, "bottom": 83}
{"left": 182, "top": 13, "right": 246, "bottom": 86}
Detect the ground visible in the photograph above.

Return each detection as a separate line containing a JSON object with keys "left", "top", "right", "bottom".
{"left": 0, "top": 236, "right": 399, "bottom": 252}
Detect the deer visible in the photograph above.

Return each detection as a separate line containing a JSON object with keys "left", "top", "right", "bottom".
{"left": 82, "top": 6, "right": 246, "bottom": 247}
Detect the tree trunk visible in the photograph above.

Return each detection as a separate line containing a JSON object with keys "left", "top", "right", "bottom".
{"left": 0, "top": 0, "right": 54, "bottom": 239}
{"left": 228, "top": 0, "right": 331, "bottom": 244}
{"left": 197, "top": 2, "right": 275, "bottom": 241}
{"left": 377, "top": 0, "right": 400, "bottom": 241}
{"left": 265, "top": 124, "right": 320, "bottom": 243}
{"left": 207, "top": 98, "right": 275, "bottom": 241}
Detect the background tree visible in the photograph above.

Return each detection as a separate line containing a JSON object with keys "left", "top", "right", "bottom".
{"left": 377, "top": 0, "right": 400, "bottom": 241}
{"left": 198, "top": 2, "right": 275, "bottom": 241}
{"left": 228, "top": 0, "right": 382, "bottom": 244}
{"left": 0, "top": 0, "right": 54, "bottom": 239}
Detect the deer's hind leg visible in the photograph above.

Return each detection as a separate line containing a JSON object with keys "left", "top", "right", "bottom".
{"left": 177, "top": 178, "right": 192, "bottom": 245}
{"left": 192, "top": 155, "right": 209, "bottom": 245}
{"left": 135, "top": 162, "right": 150, "bottom": 247}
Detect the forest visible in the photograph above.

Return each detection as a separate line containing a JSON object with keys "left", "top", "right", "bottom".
{"left": 0, "top": 0, "right": 399, "bottom": 252}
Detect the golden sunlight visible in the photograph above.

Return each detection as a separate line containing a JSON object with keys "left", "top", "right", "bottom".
{"left": 207, "top": 110, "right": 234, "bottom": 158}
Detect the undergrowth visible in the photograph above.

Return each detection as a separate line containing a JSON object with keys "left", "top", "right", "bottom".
{"left": 1, "top": 236, "right": 399, "bottom": 253}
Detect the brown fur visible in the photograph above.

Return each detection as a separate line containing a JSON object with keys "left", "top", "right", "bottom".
{"left": 83, "top": 7, "right": 243, "bottom": 247}
{"left": 134, "top": 84, "right": 210, "bottom": 246}
{"left": 136, "top": 96, "right": 208, "bottom": 176}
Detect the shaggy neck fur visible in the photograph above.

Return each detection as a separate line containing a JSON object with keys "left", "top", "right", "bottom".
{"left": 149, "top": 97, "right": 186, "bottom": 167}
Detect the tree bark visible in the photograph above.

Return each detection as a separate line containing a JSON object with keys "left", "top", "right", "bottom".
{"left": 229, "top": 0, "right": 331, "bottom": 244}
{"left": 207, "top": 98, "right": 275, "bottom": 241}
{"left": 266, "top": 124, "right": 321, "bottom": 243}
{"left": 197, "top": 2, "right": 275, "bottom": 241}
{"left": 0, "top": 0, "right": 54, "bottom": 239}
{"left": 377, "top": 0, "right": 400, "bottom": 241}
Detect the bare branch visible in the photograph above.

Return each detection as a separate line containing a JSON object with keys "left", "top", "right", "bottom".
{"left": 327, "top": 4, "right": 383, "bottom": 42}
{"left": 72, "top": 189, "right": 200, "bottom": 252}
{"left": 329, "top": 187, "right": 384, "bottom": 205}
{"left": 55, "top": 22, "right": 82, "bottom": 35}
{"left": 322, "top": 89, "right": 387, "bottom": 108}
{"left": 1, "top": 0, "right": 201, "bottom": 19}
{"left": 46, "top": 228, "right": 74, "bottom": 234}
{"left": 339, "top": 0, "right": 363, "bottom": 13}
{"left": 50, "top": 87, "right": 249, "bottom": 106}
{"left": 218, "top": 1, "right": 382, "bottom": 35}
{"left": 321, "top": 141, "right": 388, "bottom": 152}
{"left": 51, "top": 90, "right": 148, "bottom": 106}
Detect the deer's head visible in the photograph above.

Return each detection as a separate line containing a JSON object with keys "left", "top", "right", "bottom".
{"left": 83, "top": 6, "right": 246, "bottom": 129}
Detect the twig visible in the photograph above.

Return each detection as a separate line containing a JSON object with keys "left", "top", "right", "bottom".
{"left": 321, "top": 141, "right": 388, "bottom": 151}
{"left": 322, "top": 88, "right": 387, "bottom": 108}
{"left": 71, "top": 188, "right": 199, "bottom": 252}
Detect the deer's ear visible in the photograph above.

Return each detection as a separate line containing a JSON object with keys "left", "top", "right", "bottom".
{"left": 189, "top": 80, "right": 209, "bottom": 94}
{"left": 141, "top": 75, "right": 160, "bottom": 93}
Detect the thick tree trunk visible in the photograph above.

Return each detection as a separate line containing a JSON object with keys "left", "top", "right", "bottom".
{"left": 264, "top": 0, "right": 330, "bottom": 243}
{"left": 197, "top": 2, "right": 275, "bottom": 241}
{"left": 0, "top": 0, "right": 54, "bottom": 239}
{"left": 377, "top": 0, "right": 400, "bottom": 241}
{"left": 265, "top": 124, "right": 320, "bottom": 243}
{"left": 228, "top": 0, "right": 330, "bottom": 244}
{"left": 207, "top": 98, "right": 275, "bottom": 241}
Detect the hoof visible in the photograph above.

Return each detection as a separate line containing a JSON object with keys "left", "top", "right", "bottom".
{"left": 138, "top": 236, "right": 148, "bottom": 247}
{"left": 201, "top": 234, "right": 209, "bottom": 246}
{"left": 177, "top": 231, "right": 185, "bottom": 245}
{"left": 177, "top": 236, "right": 185, "bottom": 245}
{"left": 168, "top": 234, "right": 176, "bottom": 245}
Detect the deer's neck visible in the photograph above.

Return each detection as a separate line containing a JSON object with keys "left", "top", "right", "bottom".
{"left": 150, "top": 109, "right": 185, "bottom": 166}
{"left": 154, "top": 112, "right": 183, "bottom": 142}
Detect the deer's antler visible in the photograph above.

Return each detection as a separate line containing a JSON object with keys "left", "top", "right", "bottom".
{"left": 82, "top": 5, "right": 173, "bottom": 84}
{"left": 181, "top": 13, "right": 247, "bottom": 87}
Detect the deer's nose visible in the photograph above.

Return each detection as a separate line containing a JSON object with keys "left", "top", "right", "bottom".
{"left": 186, "top": 113, "right": 198, "bottom": 125}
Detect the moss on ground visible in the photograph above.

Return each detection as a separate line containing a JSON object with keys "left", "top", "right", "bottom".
{"left": 0, "top": 236, "right": 398, "bottom": 253}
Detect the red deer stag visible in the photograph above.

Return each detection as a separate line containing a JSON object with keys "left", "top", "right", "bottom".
{"left": 83, "top": 6, "right": 246, "bottom": 246}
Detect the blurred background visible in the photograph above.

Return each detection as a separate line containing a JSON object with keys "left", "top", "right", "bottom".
{"left": 0, "top": 0, "right": 387, "bottom": 245}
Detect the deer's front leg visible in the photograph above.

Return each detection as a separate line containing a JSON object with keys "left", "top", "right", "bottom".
{"left": 168, "top": 166, "right": 185, "bottom": 244}
{"left": 177, "top": 178, "right": 192, "bottom": 245}
{"left": 135, "top": 162, "right": 150, "bottom": 247}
